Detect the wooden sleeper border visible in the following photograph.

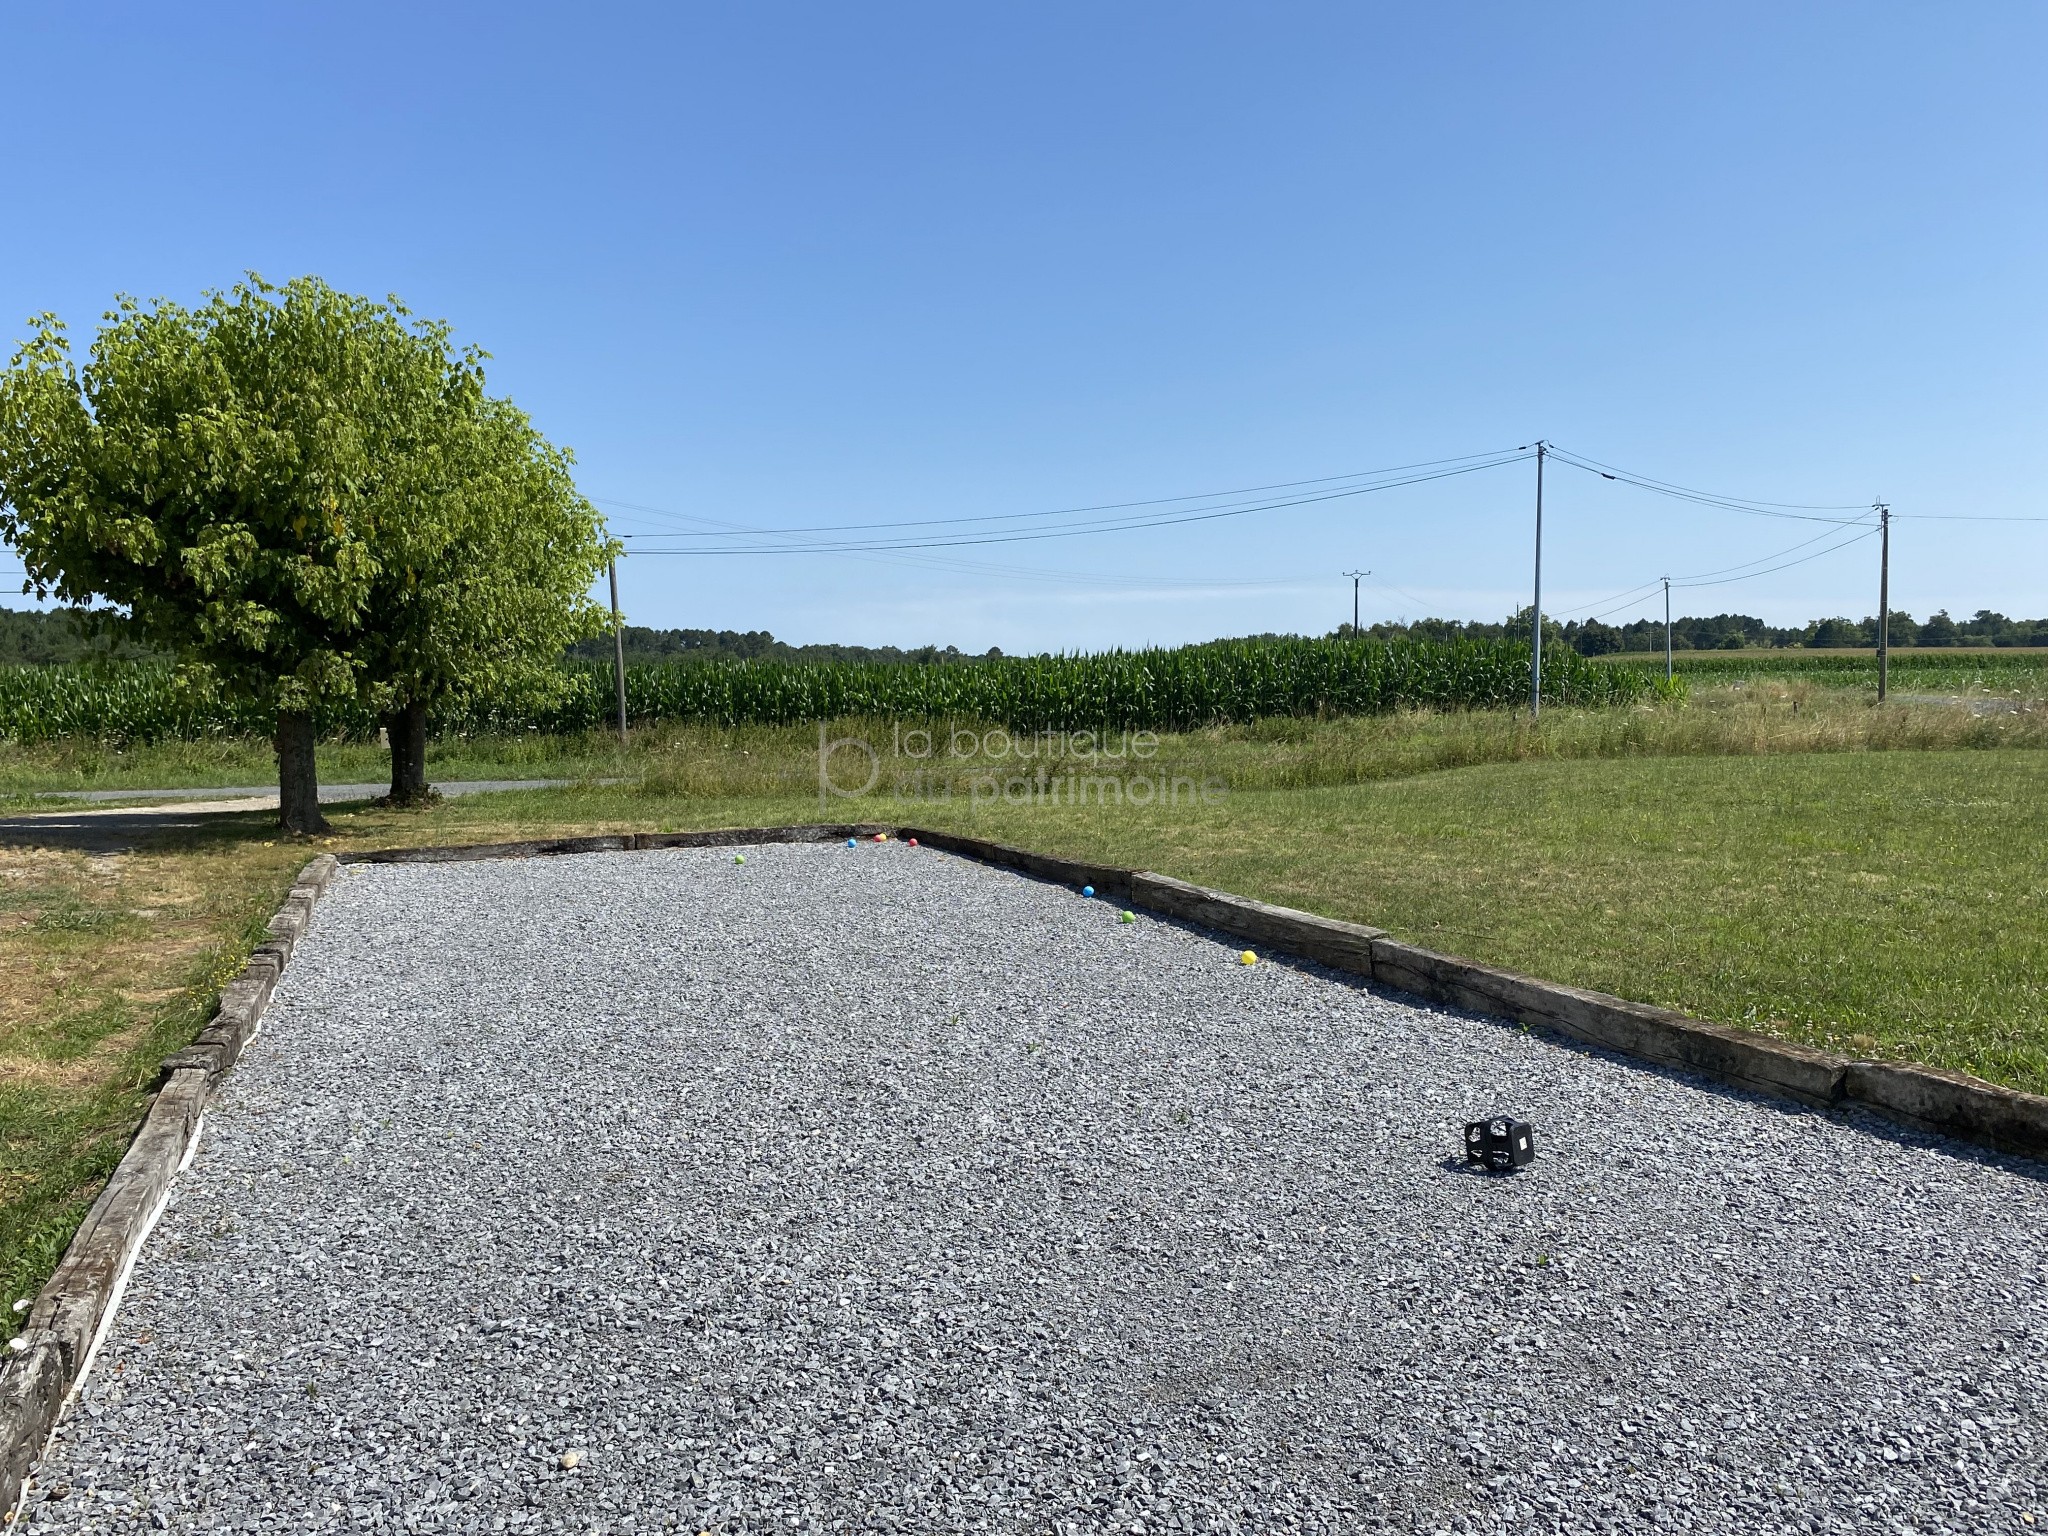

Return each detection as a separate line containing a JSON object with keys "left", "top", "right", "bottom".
{"left": 0, "top": 851, "right": 340, "bottom": 1518}
{"left": 3, "top": 822, "right": 2043, "bottom": 1516}
{"left": 336, "top": 822, "right": 2048, "bottom": 1159}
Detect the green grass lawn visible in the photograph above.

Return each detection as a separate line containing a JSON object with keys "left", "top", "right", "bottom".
{"left": 279, "top": 744, "right": 2046, "bottom": 1092}
{"left": 2, "top": 727, "right": 2043, "bottom": 1323}
{"left": 915, "top": 753, "right": 2047, "bottom": 1094}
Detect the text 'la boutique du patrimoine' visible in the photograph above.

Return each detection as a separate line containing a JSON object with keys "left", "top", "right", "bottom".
{"left": 817, "top": 724, "right": 1228, "bottom": 807}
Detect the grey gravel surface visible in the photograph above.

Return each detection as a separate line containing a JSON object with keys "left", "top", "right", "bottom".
{"left": 21, "top": 842, "right": 2048, "bottom": 1534}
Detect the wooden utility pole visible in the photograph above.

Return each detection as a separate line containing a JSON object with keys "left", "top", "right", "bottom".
{"left": 1343, "top": 570, "right": 1369, "bottom": 637}
{"left": 1875, "top": 501, "right": 1891, "bottom": 702}
{"left": 608, "top": 557, "right": 628, "bottom": 746}
{"left": 1530, "top": 442, "right": 1546, "bottom": 718}
{"left": 1662, "top": 576, "right": 1673, "bottom": 681}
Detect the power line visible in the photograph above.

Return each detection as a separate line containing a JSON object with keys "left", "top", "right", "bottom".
{"left": 619, "top": 453, "right": 1534, "bottom": 555}
{"left": 1545, "top": 444, "right": 1872, "bottom": 520}
{"left": 1551, "top": 577, "right": 1666, "bottom": 619}
{"left": 798, "top": 547, "right": 1319, "bottom": 593}
{"left": 13, "top": 435, "right": 2034, "bottom": 628}
{"left": 1575, "top": 587, "right": 1679, "bottom": 626}
{"left": 1360, "top": 570, "right": 1439, "bottom": 616}
{"left": 1566, "top": 525, "right": 1880, "bottom": 625}
{"left": 1894, "top": 512, "right": 2048, "bottom": 523}
{"left": 593, "top": 447, "right": 1530, "bottom": 539}
{"left": 1537, "top": 445, "right": 1892, "bottom": 629}
{"left": 1673, "top": 527, "right": 1879, "bottom": 590}
{"left": 618, "top": 452, "right": 1533, "bottom": 552}
{"left": 619, "top": 514, "right": 1335, "bottom": 596}
{"left": 1670, "top": 519, "right": 1878, "bottom": 581}
{"left": 1553, "top": 519, "right": 1877, "bottom": 618}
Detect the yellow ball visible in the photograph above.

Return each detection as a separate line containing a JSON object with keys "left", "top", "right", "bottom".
{"left": 1239, "top": 950, "right": 1257, "bottom": 966}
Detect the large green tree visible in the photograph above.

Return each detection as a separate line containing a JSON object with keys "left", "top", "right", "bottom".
{"left": 363, "top": 396, "right": 615, "bottom": 803}
{"left": 0, "top": 275, "right": 613, "bottom": 830}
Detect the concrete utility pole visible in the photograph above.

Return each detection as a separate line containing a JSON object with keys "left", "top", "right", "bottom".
{"left": 608, "top": 557, "right": 629, "bottom": 746}
{"left": 1662, "top": 575, "right": 1673, "bottom": 681}
{"left": 1530, "top": 442, "right": 1546, "bottom": 718}
{"left": 1343, "top": 570, "right": 1370, "bottom": 637}
{"left": 1875, "top": 501, "right": 1891, "bottom": 703}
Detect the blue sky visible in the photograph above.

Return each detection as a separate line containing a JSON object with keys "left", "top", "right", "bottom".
{"left": 2, "top": 3, "right": 2042, "bottom": 650}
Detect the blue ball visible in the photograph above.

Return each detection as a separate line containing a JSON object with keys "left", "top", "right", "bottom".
{"left": 1081, "top": 885, "right": 1095, "bottom": 898}
{"left": 846, "top": 838, "right": 857, "bottom": 848}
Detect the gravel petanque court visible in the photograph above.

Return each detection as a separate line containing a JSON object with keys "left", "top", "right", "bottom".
{"left": 20, "top": 843, "right": 2047, "bottom": 1535}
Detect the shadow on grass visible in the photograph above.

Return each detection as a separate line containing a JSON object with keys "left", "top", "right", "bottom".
{"left": 0, "top": 802, "right": 291, "bottom": 856}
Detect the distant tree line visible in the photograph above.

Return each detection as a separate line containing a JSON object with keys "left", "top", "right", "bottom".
{"left": 0, "top": 604, "right": 159, "bottom": 665}
{"left": 9, "top": 604, "right": 2045, "bottom": 677}
{"left": 564, "top": 625, "right": 1005, "bottom": 666}
{"left": 1336, "top": 608, "right": 2048, "bottom": 655}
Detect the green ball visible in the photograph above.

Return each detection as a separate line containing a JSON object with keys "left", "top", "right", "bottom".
{"left": 734, "top": 854, "right": 746, "bottom": 865}
{"left": 1119, "top": 910, "right": 1136, "bottom": 924}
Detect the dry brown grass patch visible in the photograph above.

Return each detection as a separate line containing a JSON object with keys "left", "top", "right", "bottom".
{"left": 0, "top": 845, "right": 237, "bottom": 1081}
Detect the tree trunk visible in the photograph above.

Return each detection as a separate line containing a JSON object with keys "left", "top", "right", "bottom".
{"left": 385, "top": 701, "right": 432, "bottom": 805}
{"left": 274, "top": 710, "right": 329, "bottom": 835}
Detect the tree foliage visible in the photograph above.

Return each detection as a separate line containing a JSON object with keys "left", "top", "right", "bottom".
{"left": 363, "top": 394, "right": 614, "bottom": 801}
{"left": 0, "top": 277, "right": 468, "bottom": 708}
{"left": 0, "top": 274, "right": 616, "bottom": 824}
{"left": 364, "top": 397, "right": 611, "bottom": 707}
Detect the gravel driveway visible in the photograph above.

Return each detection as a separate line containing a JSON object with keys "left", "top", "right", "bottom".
{"left": 21, "top": 842, "right": 2048, "bottom": 1534}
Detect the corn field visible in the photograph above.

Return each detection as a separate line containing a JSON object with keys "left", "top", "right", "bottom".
{"left": 1602, "top": 649, "right": 2048, "bottom": 691}
{"left": 0, "top": 637, "right": 1650, "bottom": 744}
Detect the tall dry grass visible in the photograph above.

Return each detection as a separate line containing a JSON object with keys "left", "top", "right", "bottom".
{"left": 629, "top": 682, "right": 2048, "bottom": 799}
